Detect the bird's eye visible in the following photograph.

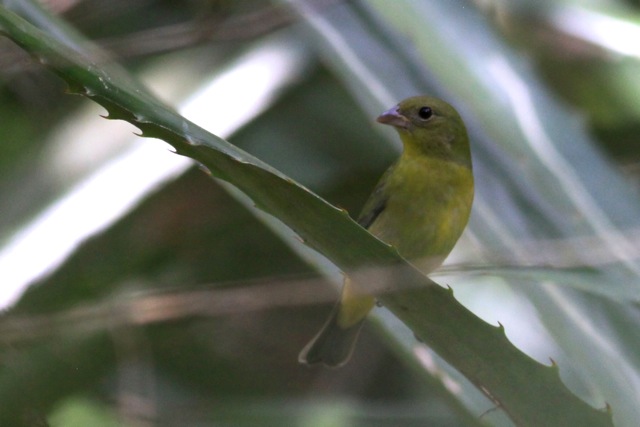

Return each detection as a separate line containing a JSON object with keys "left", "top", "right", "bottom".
{"left": 418, "top": 106, "right": 433, "bottom": 120}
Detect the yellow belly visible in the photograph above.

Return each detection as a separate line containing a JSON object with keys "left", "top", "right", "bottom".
{"left": 338, "top": 155, "right": 473, "bottom": 327}
{"left": 367, "top": 155, "right": 474, "bottom": 275}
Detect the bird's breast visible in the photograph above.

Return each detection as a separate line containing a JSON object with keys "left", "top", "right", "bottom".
{"left": 368, "top": 156, "right": 473, "bottom": 274}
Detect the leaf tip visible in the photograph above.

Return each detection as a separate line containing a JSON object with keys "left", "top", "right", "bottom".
{"left": 198, "top": 163, "right": 212, "bottom": 176}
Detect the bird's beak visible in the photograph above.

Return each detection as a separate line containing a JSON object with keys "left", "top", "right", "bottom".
{"left": 376, "top": 106, "right": 410, "bottom": 129}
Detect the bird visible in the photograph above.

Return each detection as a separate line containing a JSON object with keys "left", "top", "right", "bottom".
{"left": 299, "top": 95, "right": 474, "bottom": 367}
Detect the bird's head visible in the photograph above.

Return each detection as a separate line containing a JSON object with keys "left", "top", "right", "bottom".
{"left": 377, "top": 96, "right": 471, "bottom": 168}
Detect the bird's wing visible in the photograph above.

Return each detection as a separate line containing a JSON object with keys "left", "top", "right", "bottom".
{"left": 356, "top": 162, "right": 397, "bottom": 229}
{"left": 357, "top": 194, "right": 386, "bottom": 229}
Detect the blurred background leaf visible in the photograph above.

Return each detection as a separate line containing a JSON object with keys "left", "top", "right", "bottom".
{"left": 0, "top": 0, "right": 639, "bottom": 426}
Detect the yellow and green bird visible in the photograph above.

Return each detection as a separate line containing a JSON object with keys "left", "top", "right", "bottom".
{"left": 299, "top": 95, "right": 474, "bottom": 367}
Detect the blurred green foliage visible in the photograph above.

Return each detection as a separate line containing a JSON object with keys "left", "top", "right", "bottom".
{"left": 1, "top": 0, "right": 640, "bottom": 426}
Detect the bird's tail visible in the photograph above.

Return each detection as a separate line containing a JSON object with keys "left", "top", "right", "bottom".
{"left": 298, "top": 303, "right": 365, "bottom": 367}
{"left": 299, "top": 279, "right": 375, "bottom": 367}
